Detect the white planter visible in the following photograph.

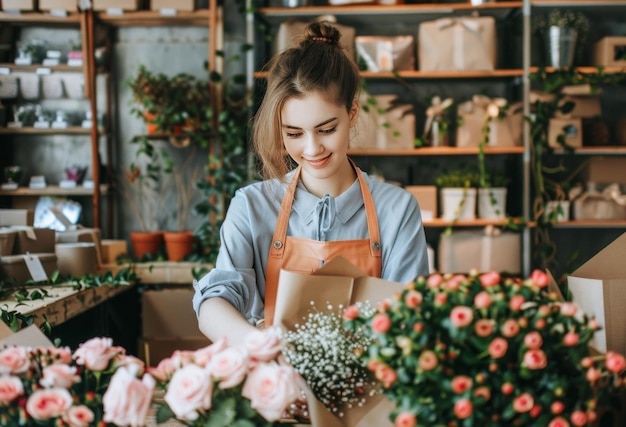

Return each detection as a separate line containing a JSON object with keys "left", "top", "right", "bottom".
{"left": 478, "top": 187, "right": 508, "bottom": 219}
{"left": 440, "top": 187, "right": 476, "bottom": 221}
{"left": 545, "top": 200, "right": 570, "bottom": 223}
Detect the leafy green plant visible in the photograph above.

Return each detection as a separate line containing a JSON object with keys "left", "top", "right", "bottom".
{"left": 435, "top": 169, "right": 480, "bottom": 189}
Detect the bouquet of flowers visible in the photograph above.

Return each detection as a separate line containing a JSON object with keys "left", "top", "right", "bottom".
{"left": 0, "top": 336, "right": 155, "bottom": 427}
{"left": 148, "top": 326, "right": 304, "bottom": 427}
{"left": 345, "top": 270, "right": 626, "bottom": 427}
{"left": 282, "top": 301, "right": 379, "bottom": 417}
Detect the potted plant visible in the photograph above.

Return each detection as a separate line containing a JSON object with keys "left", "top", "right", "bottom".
{"left": 435, "top": 169, "right": 480, "bottom": 222}
{"left": 533, "top": 9, "right": 590, "bottom": 68}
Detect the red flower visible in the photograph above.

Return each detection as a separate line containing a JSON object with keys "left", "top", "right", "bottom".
{"left": 453, "top": 398, "right": 473, "bottom": 419}
{"left": 563, "top": 332, "right": 579, "bottom": 346}
{"left": 523, "top": 349, "right": 548, "bottom": 370}
{"left": 523, "top": 332, "right": 543, "bottom": 349}
{"left": 513, "top": 393, "right": 534, "bottom": 413}
{"left": 404, "top": 290, "right": 423, "bottom": 308}
{"left": 548, "top": 417, "right": 570, "bottom": 427}
{"left": 371, "top": 314, "right": 391, "bottom": 333}
{"left": 570, "top": 410, "right": 587, "bottom": 426}
{"left": 343, "top": 305, "right": 359, "bottom": 321}
{"left": 450, "top": 306, "right": 473, "bottom": 328}
{"left": 606, "top": 352, "right": 626, "bottom": 373}
{"left": 450, "top": 376, "right": 473, "bottom": 394}
{"left": 474, "top": 319, "right": 494, "bottom": 337}
{"left": 488, "top": 338, "right": 508, "bottom": 359}
{"left": 509, "top": 295, "right": 525, "bottom": 311}
{"left": 418, "top": 350, "right": 438, "bottom": 371}
{"left": 394, "top": 411, "right": 417, "bottom": 427}
{"left": 479, "top": 272, "right": 500, "bottom": 287}
{"left": 551, "top": 401, "right": 565, "bottom": 414}
{"left": 529, "top": 269, "right": 550, "bottom": 288}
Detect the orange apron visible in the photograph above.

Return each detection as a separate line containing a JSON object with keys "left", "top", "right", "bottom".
{"left": 264, "top": 163, "right": 382, "bottom": 325}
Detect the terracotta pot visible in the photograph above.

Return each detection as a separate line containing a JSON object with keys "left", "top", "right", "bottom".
{"left": 163, "top": 231, "right": 195, "bottom": 261}
{"left": 129, "top": 231, "right": 164, "bottom": 260}
{"left": 142, "top": 111, "right": 159, "bottom": 134}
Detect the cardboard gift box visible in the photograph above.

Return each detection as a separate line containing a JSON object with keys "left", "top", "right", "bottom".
{"left": 582, "top": 157, "right": 626, "bottom": 185}
{"left": 418, "top": 16, "right": 496, "bottom": 72}
{"left": 13, "top": 227, "right": 56, "bottom": 254}
{"left": 548, "top": 118, "right": 583, "bottom": 149}
{"left": 0, "top": 228, "right": 17, "bottom": 255}
{"left": 456, "top": 96, "right": 523, "bottom": 147}
{"left": 0, "top": 253, "right": 57, "bottom": 284}
{"left": 55, "top": 242, "right": 98, "bottom": 278}
{"left": 101, "top": 239, "right": 128, "bottom": 264}
{"left": 151, "top": 0, "right": 195, "bottom": 11}
{"left": 274, "top": 15, "right": 356, "bottom": 59}
{"left": 274, "top": 257, "right": 403, "bottom": 427}
{"left": 92, "top": 0, "right": 141, "bottom": 10}
{"left": 56, "top": 227, "right": 102, "bottom": 265}
{"left": 593, "top": 36, "right": 626, "bottom": 68}
{"left": 573, "top": 184, "right": 626, "bottom": 221}
{"left": 39, "top": 0, "right": 77, "bottom": 11}
{"left": 0, "top": 209, "right": 34, "bottom": 227}
{"left": 438, "top": 229, "right": 521, "bottom": 274}
{"left": 2, "top": 0, "right": 36, "bottom": 11}
{"left": 354, "top": 93, "right": 415, "bottom": 149}
{"left": 554, "top": 85, "right": 602, "bottom": 119}
{"left": 404, "top": 185, "right": 437, "bottom": 221}
{"left": 567, "top": 232, "right": 626, "bottom": 356}
{"left": 355, "top": 35, "right": 415, "bottom": 72}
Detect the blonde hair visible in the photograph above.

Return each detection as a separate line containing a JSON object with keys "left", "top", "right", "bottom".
{"left": 252, "top": 21, "right": 361, "bottom": 181}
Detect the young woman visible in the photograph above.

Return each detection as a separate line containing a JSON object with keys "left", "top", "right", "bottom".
{"left": 193, "top": 22, "right": 429, "bottom": 344}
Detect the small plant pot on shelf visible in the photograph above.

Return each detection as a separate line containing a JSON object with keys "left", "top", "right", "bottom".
{"left": 164, "top": 231, "right": 195, "bottom": 262}
{"left": 545, "top": 200, "right": 570, "bottom": 223}
{"left": 440, "top": 187, "right": 477, "bottom": 221}
{"left": 478, "top": 187, "right": 508, "bottom": 220}
{"left": 129, "top": 231, "right": 164, "bottom": 260}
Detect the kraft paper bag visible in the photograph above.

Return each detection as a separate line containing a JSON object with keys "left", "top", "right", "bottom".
{"left": 418, "top": 16, "right": 496, "bottom": 72}
{"left": 274, "top": 257, "right": 405, "bottom": 427}
{"left": 274, "top": 15, "right": 356, "bottom": 59}
{"left": 355, "top": 35, "right": 415, "bottom": 71}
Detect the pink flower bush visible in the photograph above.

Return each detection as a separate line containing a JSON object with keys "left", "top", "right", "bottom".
{"left": 345, "top": 270, "right": 626, "bottom": 426}
{"left": 0, "top": 337, "right": 153, "bottom": 426}
{"left": 149, "top": 326, "right": 303, "bottom": 426}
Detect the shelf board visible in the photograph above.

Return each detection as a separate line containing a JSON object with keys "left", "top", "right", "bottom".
{"left": 255, "top": 69, "right": 524, "bottom": 80}
{"left": 0, "top": 184, "right": 109, "bottom": 197}
{"left": 424, "top": 218, "right": 513, "bottom": 228}
{"left": 96, "top": 9, "right": 212, "bottom": 26}
{"left": 552, "top": 220, "right": 626, "bottom": 228}
{"left": 0, "top": 11, "right": 81, "bottom": 25}
{"left": 348, "top": 146, "right": 525, "bottom": 156}
{"left": 550, "top": 146, "right": 626, "bottom": 155}
{"left": 258, "top": 2, "right": 522, "bottom": 25}
{"left": 0, "top": 63, "right": 84, "bottom": 72}
{"left": 530, "top": 66, "right": 626, "bottom": 75}
{"left": 0, "top": 127, "right": 103, "bottom": 136}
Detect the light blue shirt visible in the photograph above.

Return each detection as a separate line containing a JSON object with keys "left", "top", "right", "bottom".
{"left": 192, "top": 168, "right": 429, "bottom": 323}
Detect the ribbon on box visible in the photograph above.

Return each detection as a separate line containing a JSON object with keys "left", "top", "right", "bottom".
{"left": 435, "top": 18, "right": 483, "bottom": 70}
{"left": 574, "top": 184, "right": 626, "bottom": 220}
{"left": 471, "top": 95, "right": 522, "bottom": 147}
{"left": 423, "top": 96, "right": 453, "bottom": 146}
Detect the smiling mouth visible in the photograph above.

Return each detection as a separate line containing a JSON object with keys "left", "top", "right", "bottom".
{"left": 306, "top": 154, "right": 331, "bottom": 167}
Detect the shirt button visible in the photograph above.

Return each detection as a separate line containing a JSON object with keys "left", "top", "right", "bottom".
{"left": 373, "top": 242, "right": 381, "bottom": 251}
{"left": 273, "top": 240, "right": 283, "bottom": 249}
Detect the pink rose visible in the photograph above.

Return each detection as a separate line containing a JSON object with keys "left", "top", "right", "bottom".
{"left": 450, "top": 306, "right": 473, "bottom": 328}
{"left": 26, "top": 388, "right": 73, "bottom": 420}
{"left": 0, "top": 346, "right": 30, "bottom": 374}
{"left": 40, "top": 364, "right": 80, "bottom": 389}
{"left": 560, "top": 302, "right": 577, "bottom": 317}
{"left": 570, "top": 410, "right": 587, "bottom": 426}
{"left": 394, "top": 411, "right": 417, "bottom": 427}
{"left": 501, "top": 382, "right": 514, "bottom": 395}
{"left": 501, "top": 319, "right": 520, "bottom": 338}
{"left": 489, "top": 338, "right": 508, "bottom": 359}
{"left": 474, "top": 291, "right": 492, "bottom": 309}
{"left": 523, "top": 349, "right": 547, "bottom": 370}
{"left": 551, "top": 401, "right": 565, "bottom": 414}
{"left": 114, "top": 355, "right": 145, "bottom": 375}
{"left": 0, "top": 375, "right": 24, "bottom": 404}
{"left": 509, "top": 295, "right": 525, "bottom": 311}
{"left": 548, "top": 417, "right": 570, "bottom": 427}
{"left": 454, "top": 398, "right": 473, "bottom": 419}
{"left": 404, "top": 290, "right": 423, "bottom": 308}
{"left": 529, "top": 269, "right": 550, "bottom": 288}
{"left": 344, "top": 305, "right": 360, "bottom": 320}
{"left": 164, "top": 364, "right": 212, "bottom": 421}
{"left": 73, "top": 337, "right": 122, "bottom": 371}
{"left": 426, "top": 274, "right": 443, "bottom": 288}
{"left": 241, "top": 361, "right": 302, "bottom": 422}
{"left": 586, "top": 367, "right": 601, "bottom": 382}
{"left": 473, "top": 386, "right": 491, "bottom": 401}
{"left": 479, "top": 271, "right": 501, "bottom": 287}
{"left": 563, "top": 332, "right": 579, "bottom": 346}
{"left": 513, "top": 393, "right": 534, "bottom": 412}
{"left": 451, "top": 375, "right": 473, "bottom": 394}
{"left": 372, "top": 314, "right": 392, "bottom": 333}
{"left": 63, "top": 405, "right": 94, "bottom": 427}
{"left": 209, "top": 346, "right": 250, "bottom": 389}
{"left": 375, "top": 364, "right": 398, "bottom": 388}
{"left": 193, "top": 337, "right": 228, "bottom": 367}
{"left": 474, "top": 319, "right": 494, "bottom": 337}
{"left": 446, "top": 274, "right": 465, "bottom": 290}
{"left": 434, "top": 293, "right": 448, "bottom": 306}
{"left": 605, "top": 351, "right": 626, "bottom": 373}
{"left": 524, "top": 332, "right": 543, "bottom": 349}
{"left": 103, "top": 366, "right": 155, "bottom": 427}
{"left": 245, "top": 326, "right": 283, "bottom": 362}
{"left": 147, "top": 357, "right": 177, "bottom": 382}
{"left": 169, "top": 350, "right": 196, "bottom": 369}
{"left": 418, "top": 350, "right": 438, "bottom": 370}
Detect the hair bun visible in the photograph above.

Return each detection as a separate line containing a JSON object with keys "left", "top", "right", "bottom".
{"left": 302, "top": 22, "right": 340, "bottom": 46}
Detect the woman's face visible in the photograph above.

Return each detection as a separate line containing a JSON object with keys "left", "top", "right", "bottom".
{"left": 280, "top": 91, "right": 358, "bottom": 195}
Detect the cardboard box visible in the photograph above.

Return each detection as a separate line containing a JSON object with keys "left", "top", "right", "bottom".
{"left": 39, "top": 0, "right": 77, "bottom": 11}
{"left": 56, "top": 228, "right": 102, "bottom": 264}
{"left": 418, "top": 16, "right": 496, "bottom": 72}
{"left": 438, "top": 230, "right": 521, "bottom": 274}
{"left": 13, "top": 227, "right": 56, "bottom": 254}
{"left": 92, "top": 0, "right": 140, "bottom": 10}
{"left": 555, "top": 95, "right": 602, "bottom": 119}
{"left": 404, "top": 185, "right": 437, "bottom": 221}
{"left": 593, "top": 36, "right": 626, "bottom": 68}
{"left": 0, "top": 209, "right": 34, "bottom": 227}
{"left": 548, "top": 118, "right": 582, "bottom": 149}
{"left": 567, "top": 233, "right": 626, "bottom": 356}
{"left": 0, "top": 253, "right": 57, "bottom": 284}
{"left": 55, "top": 242, "right": 98, "bottom": 278}
{"left": 2, "top": 0, "right": 36, "bottom": 11}
{"left": 456, "top": 99, "right": 523, "bottom": 148}
{"left": 0, "top": 318, "right": 54, "bottom": 347}
{"left": 151, "top": 0, "right": 195, "bottom": 11}
{"left": 582, "top": 157, "right": 626, "bottom": 185}
{"left": 101, "top": 239, "right": 128, "bottom": 264}
{"left": 0, "top": 228, "right": 17, "bottom": 255}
